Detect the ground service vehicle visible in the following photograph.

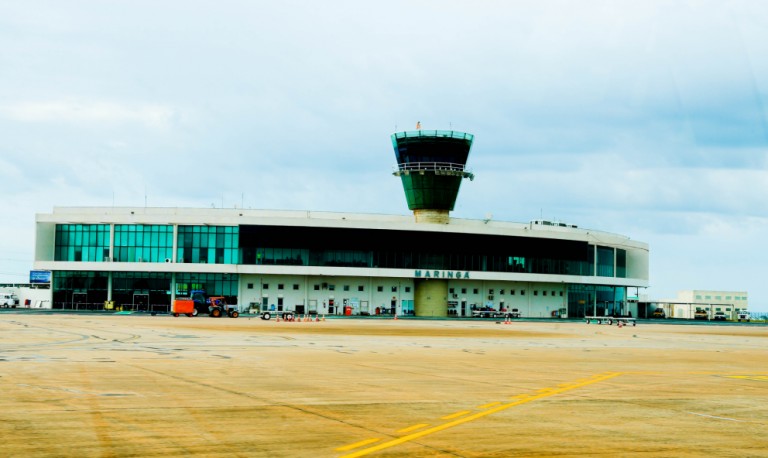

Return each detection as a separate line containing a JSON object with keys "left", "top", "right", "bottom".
{"left": 738, "top": 312, "right": 751, "bottom": 322}
{"left": 652, "top": 308, "right": 666, "bottom": 318}
{"left": 260, "top": 310, "right": 297, "bottom": 321}
{"left": 694, "top": 309, "right": 708, "bottom": 320}
{"left": 713, "top": 311, "right": 727, "bottom": 321}
{"left": 1, "top": 293, "right": 17, "bottom": 307}
{"left": 171, "top": 298, "right": 195, "bottom": 317}
{"left": 208, "top": 296, "right": 239, "bottom": 318}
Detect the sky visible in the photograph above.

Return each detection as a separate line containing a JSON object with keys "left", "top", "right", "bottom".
{"left": 1, "top": 1, "right": 766, "bottom": 311}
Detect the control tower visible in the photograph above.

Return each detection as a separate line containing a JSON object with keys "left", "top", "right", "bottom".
{"left": 391, "top": 127, "right": 474, "bottom": 224}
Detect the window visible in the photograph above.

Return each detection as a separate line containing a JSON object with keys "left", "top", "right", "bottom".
{"left": 559, "top": 291, "right": 563, "bottom": 297}
{"left": 473, "top": 288, "right": 479, "bottom": 294}
{"left": 328, "top": 284, "right": 335, "bottom": 291}
{"left": 715, "top": 296, "right": 721, "bottom": 300}
{"left": 725, "top": 296, "right": 732, "bottom": 300}
{"left": 534, "top": 291, "right": 539, "bottom": 296}
{"left": 293, "top": 284, "right": 299, "bottom": 290}
{"left": 358, "top": 285, "right": 364, "bottom": 292}
{"left": 449, "top": 288, "right": 455, "bottom": 294}
{"left": 405, "top": 286, "right": 411, "bottom": 293}
{"left": 55, "top": 224, "right": 112, "bottom": 262}
{"left": 247, "top": 283, "right": 253, "bottom": 289}
{"left": 499, "top": 289, "right": 505, "bottom": 295}
{"left": 344, "top": 285, "right": 350, "bottom": 291}
{"left": 176, "top": 225, "right": 238, "bottom": 265}
{"left": 461, "top": 288, "right": 467, "bottom": 294}
{"left": 696, "top": 295, "right": 702, "bottom": 299}
{"left": 551, "top": 291, "right": 555, "bottom": 296}
{"left": 705, "top": 295, "right": 711, "bottom": 300}
{"left": 596, "top": 246, "right": 614, "bottom": 277}
{"left": 278, "top": 284, "right": 284, "bottom": 290}
{"left": 391, "top": 286, "right": 398, "bottom": 292}
{"left": 263, "top": 284, "right": 269, "bottom": 290}
{"left": 314, "top": 284, "right": 320, "bottom": 291}
{"left": 277, "top": 297, "right": 283, "bottom": 306}
{"left": 377, "top": 286, "right": 383, "bottom": 292}
{"left": 489, "top": 289, "right": 495, "bottom": 295}
{"left": 521, "top": 290, "right": 526, "bottom": 295}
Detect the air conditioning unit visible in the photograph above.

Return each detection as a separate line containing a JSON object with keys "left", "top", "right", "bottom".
{"left": 488, "top": 295, "right": 494, "bottom": 300}
{"left": 165, "top": 258, "right": 172, "bottom": 263}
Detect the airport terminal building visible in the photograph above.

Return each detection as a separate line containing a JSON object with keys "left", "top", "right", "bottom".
{"left": 31, "top": 130, "right": 650, "bottom": 318}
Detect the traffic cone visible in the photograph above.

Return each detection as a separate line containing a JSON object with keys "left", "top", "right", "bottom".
{"left": 315, "top": 315, "right": 320, "bottom": 322}
{"left": 276, "top": 315, "right": 281, "bottom": 322}
{"left": 394, "top": 313, "right": 398, "bottom": 320}
{"left": 321, "top": 315, "right": 326, "bottom": 321}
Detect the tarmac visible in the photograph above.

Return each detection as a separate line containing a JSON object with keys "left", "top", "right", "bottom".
{"left": 1, "top": 312, "right": 766, "bottom": 457}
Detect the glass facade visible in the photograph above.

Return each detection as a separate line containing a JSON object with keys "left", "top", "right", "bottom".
{"left": 175, "top": 273, "right": 239, "bottom": 300}
{"left": 177, "top": 226, "right": 239, "bottom": 264}
{"left": 240, "top": 225, "right": 598, "bottom": 277}
{"left": 616, "top": 249, "right": 627, "bottom": 278}
{"left": 55, "top": 224, "right": 110, "bottom": 262}
{"left": 112, "top": 272, "right": 172, "bottom": 307}
{"left": 52, "top": 271, "right": 109, "bottom": 308}
{"left": 114, "top": 225, "right": 173, "bottom": 263}
{"left": 596, "top": 246, "right": 614, "bottom": 277}
{"left": 567, "top": 284, "right": 626, "bottom": 318}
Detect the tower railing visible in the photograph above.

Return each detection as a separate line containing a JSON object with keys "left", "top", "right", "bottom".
{"left": 393, "top": 162, "right": 474, "bottom": 180}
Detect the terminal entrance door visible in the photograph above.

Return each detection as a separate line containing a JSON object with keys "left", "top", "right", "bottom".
{"left": 73, "top": 292, "right": 87, "bottom": 310}
{"left": 133, "top": 293, "right": 149, "bottom": 311}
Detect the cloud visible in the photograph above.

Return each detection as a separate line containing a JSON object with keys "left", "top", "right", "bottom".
{"left": 0, "top": 99, "right": 176, "bottom": 129}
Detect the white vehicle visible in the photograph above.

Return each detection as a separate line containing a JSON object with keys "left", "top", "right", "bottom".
{"left": 1, "top": 293, "right": 17, "bottom": 307}
{"left": 737, "top": 311, "right": 751, "bottom": 322}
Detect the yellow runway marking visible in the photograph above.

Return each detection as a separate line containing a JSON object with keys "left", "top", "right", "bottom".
{"left": 441, "top": 410, "right": 471, "bottom": 420}
{"left": 339, "top": 371, "right": 622, "bottom": 457}
{"left": 726, "top": 375, "right": 768, "bottom": 382}
{"left": 335, "top": 438, "right": 381, "bottom": 452}
{"left": 478, "top": 401, "right": 501, "bottom": 409}
{"left": 397, "top": 423, "right": 429, "bottom": 434}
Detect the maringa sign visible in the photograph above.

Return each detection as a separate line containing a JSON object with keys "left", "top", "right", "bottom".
{"left": 414, "top": 270, "right": 470, "bottom": 279}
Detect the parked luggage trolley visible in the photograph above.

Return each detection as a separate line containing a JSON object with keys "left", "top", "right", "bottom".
{"left": 585, "top": 316, "right": 636, "bottom": 326}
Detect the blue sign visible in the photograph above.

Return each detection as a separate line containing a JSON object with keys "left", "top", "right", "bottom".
{"left": 30, "top": 270, "right": 51, "bottom": 284}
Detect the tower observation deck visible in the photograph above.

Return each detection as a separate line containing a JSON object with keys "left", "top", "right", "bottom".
{"left": 391, "top": 129, "right": 474, "bottom": 224}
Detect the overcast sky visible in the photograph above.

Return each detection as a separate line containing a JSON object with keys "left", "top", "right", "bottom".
{"left": 1, "top": 1, "right": 766, "bottom": 311}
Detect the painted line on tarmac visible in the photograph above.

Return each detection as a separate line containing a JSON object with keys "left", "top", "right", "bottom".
{"left": 397, "top": 423, "right": 430, "bottom": 434}
{"left": 336, "top": 438, "right": 382, "bottom": 452}
{"left": 687, "top": 412, "right": 744, "bottom": 422}
{"left": 725, "top": 375, "right": 768, "bottom": 382}
{"left": 478, "top": 401, "right": 501, "bottom": 409}
{"left": 441, "top": 410, "right": 471, "bottom": 420}
{"left": 337, "top": 371, "right": 623, "bottom": 457}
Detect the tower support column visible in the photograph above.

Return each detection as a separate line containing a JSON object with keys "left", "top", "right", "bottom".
{"left": 414, "top": 279, "right": 448, "bottom": 317}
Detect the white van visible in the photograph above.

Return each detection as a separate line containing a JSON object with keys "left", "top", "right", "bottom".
{"left": 1, "top": 293, "right": 18, "bottom": 307}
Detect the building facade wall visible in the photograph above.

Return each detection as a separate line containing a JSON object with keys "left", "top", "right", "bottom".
{"left": 33, "top": 207, "right": 649, "bottom": 318}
